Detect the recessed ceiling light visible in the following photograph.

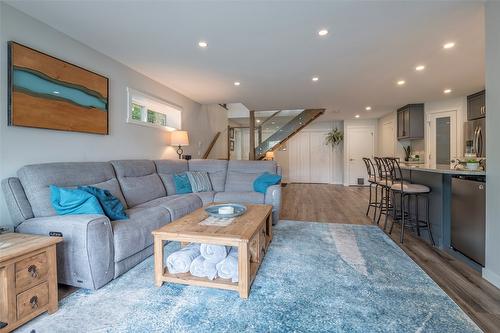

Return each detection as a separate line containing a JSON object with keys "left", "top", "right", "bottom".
{"left": 53, "top": 91, "right": 60, "bottom": 94}
{"left": 312, "top": 77, "right": 319, "bottom": 82}
{"left": 233, "top": 81, "right": 240, "bottom": 86}
{"left": 365, "top": 106, "right": 372, "bottom": 111}
{"left": 443, "top": 42, "right": 455, "bottom": 49}
{"left": 397, "top": 80, "right": 406, "bottom": 86}
{"left": 256, "top": 119, "right": 261, "bottom": 123}
{"left": 444, "top": 88, "right": 452, "bottom": 94}
{"left": 318, "top": 29, "right": 328, "bottom": 36}
{"left": 355, "top": 114, "right": 360, "bottom": 118}
{"left": 415, "top": 65, "right": 425, "bottom": 71}
{"left": 198, "top": 41, "right": 208, "bottom": 48}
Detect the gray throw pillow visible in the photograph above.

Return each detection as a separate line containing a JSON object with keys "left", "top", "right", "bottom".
{"left": 186, "top": 171, "right": 213, "bottom": 193}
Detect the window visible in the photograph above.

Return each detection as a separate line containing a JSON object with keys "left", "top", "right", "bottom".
{"left": 127, "top": 88, "right": 181, "bottom": 130}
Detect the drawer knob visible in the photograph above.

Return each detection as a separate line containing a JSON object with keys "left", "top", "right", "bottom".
{"left": 30, "top": 296, "right": 38, "bottom": 310}
{"left": 28, "top": 265, "right": 38, "bottom": 278}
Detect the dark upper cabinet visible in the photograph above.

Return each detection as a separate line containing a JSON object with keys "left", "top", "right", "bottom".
{"left": 397, "top": 104, "right": 424, "bottom": 140}
{"left": 467, "top": 90, "right": 486, "bottom": 121}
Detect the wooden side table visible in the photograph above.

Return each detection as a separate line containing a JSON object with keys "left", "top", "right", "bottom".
{"left": 0, "top": 233, "right": 63, "bottom": 332}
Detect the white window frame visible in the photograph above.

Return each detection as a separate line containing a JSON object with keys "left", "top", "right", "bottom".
{"left": 126, "top": 87, "right": 182, "bottom": 131}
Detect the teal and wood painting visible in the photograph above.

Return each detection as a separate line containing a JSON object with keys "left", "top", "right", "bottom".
{"left": 8, "top": 42, "right": 109, "bottom": 134}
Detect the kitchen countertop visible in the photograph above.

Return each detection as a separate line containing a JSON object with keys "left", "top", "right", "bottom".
{"left": 400, "top": 163, "right": 486, "bottom": 176}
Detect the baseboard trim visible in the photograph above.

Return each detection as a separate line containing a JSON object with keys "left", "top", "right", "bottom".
{"left": 483, "top": 267, "right": 500, "bottom": 288}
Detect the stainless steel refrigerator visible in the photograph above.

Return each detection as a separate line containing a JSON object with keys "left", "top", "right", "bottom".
{"left": 464, "top": 118, "right": 486, "bottom": 157}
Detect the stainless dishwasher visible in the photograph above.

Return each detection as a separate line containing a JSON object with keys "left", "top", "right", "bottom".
{"left": 451, "top": 175, "right": 486, "bottom": 266}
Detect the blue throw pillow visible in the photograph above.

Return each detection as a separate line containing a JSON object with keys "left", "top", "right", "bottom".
{"left": 174, "top": 172, "right": 192, "bottom": 194}
{"left": 253, "top": 172, "right": 282, "bottom": 193}
{"left": 50, "top": 185, "right": 104, "bottom": 216}
{"left": 78, "top": 186, "right": 128, "bottom": 220}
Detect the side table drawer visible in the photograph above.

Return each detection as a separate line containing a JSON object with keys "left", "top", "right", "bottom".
{"left": 16, "top": 282, "right": 49, "bottom": 320}
{"left": 15, "top": 252, "right": 49, "bottom": 293}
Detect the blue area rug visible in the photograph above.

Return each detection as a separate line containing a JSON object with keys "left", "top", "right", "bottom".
{"left": 18, "top": 221, "right": 480, "bottom": 333}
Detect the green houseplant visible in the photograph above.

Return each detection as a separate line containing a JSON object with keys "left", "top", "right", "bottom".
{"left": 466, "top": 158, "right": 480, "bottom": 170}
{"left": 325, "top": 128, "right": 344, "bottom": 148}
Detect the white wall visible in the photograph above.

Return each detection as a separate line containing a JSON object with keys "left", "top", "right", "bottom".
{"left": 484, "top": 0, "right": 500, "bottom": 288}
{"left": 0, "top": 4, "right": 225, "bottom": 228}
{"left": 202, "top": 104, "right": 229, "bottom": 159}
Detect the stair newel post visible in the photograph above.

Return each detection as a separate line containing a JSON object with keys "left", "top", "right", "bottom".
{"left": 249, "top": 110, "right": 256, "bottom": 160}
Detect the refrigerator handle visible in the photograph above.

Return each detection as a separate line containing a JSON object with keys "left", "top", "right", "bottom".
{"left": 473, "top": 127, "right": 479, "bottom": 157}
{"left": 477, "top": 126, "right": 483, "bottom": 157}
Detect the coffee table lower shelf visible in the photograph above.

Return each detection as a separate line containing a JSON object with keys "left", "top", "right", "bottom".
{"left": 152, "top": 204, "right": 273, "bottom": 299}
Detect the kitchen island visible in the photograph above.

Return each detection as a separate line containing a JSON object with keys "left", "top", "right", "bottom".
{"left": 399, "top": 163, "right": 485, "bottom": 270}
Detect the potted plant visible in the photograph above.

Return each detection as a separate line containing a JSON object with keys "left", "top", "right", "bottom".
{"left": 466, "top": 158, "right": 480, "bottom": 170}
{"left": 403, "top": 145, "right": 411, "bottom": 162}
{"left": 325, "top": 128, "right": 344, "bottom": 148}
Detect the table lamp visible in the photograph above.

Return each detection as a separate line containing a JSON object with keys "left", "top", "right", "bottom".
{"left": 265, "top": 151, "right": 275, "bottom": 160}
{"left": 170, "top": 130, "right": 189, "bottom": 159}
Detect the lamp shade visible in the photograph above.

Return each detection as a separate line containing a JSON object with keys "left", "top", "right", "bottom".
{"left": 265, "top": 151, "right": 275, "bottom": 160}
{"left": 170, "top": 130, "right": 189, "bottom": 146}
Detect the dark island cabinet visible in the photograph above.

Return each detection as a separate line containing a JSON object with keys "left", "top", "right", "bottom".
{"left": 397, "top": 103, "right": 424, "bottom": 140}
{"left": 467, "top": 90, "right": 486, "bottom": 121}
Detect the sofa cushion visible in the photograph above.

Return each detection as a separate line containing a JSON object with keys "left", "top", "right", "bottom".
{"left": 188, "top": 160, "right": 228, "bottom": 192}
{"left": 112, "top": 206, "right": 171, "bottom": 262}
{"left": 111, "top": 160, "right": 166, "bottom": 207}
{"left": 186, "top": 171, "right": 213, "bottom": 193}
{"left": 173, "top": 173, "right": 192, "bottom": 194}
{"left": 194, "top": 191, "right": 215, "bottom": 206}
{"left": 50, "top": 185, "right": 104, "bottom": 216}
{"left": 213, "top": 191, "right": 265, "bottom": 204}
{"left": 225, "top": 160, "right": 277, "bottom": 192}
{"left": 135, "top": 194, "right": 202, "bottom": 220}
{"left": 154, "top": 160, "right": 188, "bottom": 195}
{"left": 17, "top": 162, "right": 124, "bottom": 217}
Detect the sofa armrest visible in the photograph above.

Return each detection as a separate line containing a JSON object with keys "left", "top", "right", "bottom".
{"left": 264, "top": 185, "right": 281, "bottom": 225}
{"left": 16, "top": 214, "right": 114, "bottom": 290}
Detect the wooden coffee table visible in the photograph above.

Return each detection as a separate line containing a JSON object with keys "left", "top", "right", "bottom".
{"left": 152, "top": 204, "right": 273, "bottom": 298}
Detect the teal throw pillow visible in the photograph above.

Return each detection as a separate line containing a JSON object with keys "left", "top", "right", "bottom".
{"left": 253, "top": 172, "right": 282, "bottom": 193}
{"left": 78, "top": 186, "right": 128, "bottom": 220}
{"left": 174, "top": 172, "right": 192, "bottom": 194}
{"left": 50, "top": 185, "right": 104, "bottom": 216}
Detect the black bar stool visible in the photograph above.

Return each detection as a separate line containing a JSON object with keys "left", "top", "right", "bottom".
{"left": 362, "top": 157, "right": 379, "bottom": 221}
{"left": 373, "top": 157, "right": 392, "bottom": 226}
{"left": 386, "top": 158, "right": 435, "bottom": 245}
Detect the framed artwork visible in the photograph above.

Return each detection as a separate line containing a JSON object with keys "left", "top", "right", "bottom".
{"left": 229, "top": 127, "right": 234, "bottom": 139}
{"left": 230, "top": 140, "right": 235, "bottom": 151}
{"left": 8, "top": 41, "right": 109, "bottom": 135}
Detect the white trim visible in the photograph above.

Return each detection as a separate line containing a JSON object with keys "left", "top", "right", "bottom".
{"left": 126, "top": 87, "right": 182, "bottom": 131}
{"left": 483, "top": 267, "right": 500, "bottom": 288}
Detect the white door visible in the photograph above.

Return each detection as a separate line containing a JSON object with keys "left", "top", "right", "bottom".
{"left": 347, "top": 127, "right": 374, "bottom": 185}
{"left": 288, "top": 132, "right": 310, "bottom": 182}
{"left": 381, "top": 121, "right": 395, "bottom": 157}
{"left": 427, "top": 110, "right": 457, "bottom": 168}
{"left": 309, "top": 132, "right": 331, "bottom": 183}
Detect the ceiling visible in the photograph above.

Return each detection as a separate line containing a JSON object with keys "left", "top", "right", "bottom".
{"left": 8, "top": 1, "right": 485, "bottom": 120}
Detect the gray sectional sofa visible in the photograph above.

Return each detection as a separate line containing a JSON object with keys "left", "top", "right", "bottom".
{"left": 1, "top": 159, "right": 281, "bottom": 290}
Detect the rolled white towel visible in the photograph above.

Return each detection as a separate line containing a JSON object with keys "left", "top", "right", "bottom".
{"left": 166, "top": 243, "right": 201, "bottom": 274}
{"left": 216, "top": 247, "right": 239, "bottom": 283}
{"left": 200, "top": 244, "right": 229, "bottom": 263}
{"left": 189, "top": 255, "right": 218, "bottom": 280}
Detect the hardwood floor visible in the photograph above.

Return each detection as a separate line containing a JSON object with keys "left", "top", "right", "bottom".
{"left": 281, "top": 183, "right": 500, "bottom": 333}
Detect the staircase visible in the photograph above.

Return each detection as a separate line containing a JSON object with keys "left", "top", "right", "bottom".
{"left": 255, "top": 108, "right": 324, "bottom": 159}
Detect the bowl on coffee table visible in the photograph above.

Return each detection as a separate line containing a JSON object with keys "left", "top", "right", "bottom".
{"left": 205, "top": 203, "right": 247, "bottom": 218}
